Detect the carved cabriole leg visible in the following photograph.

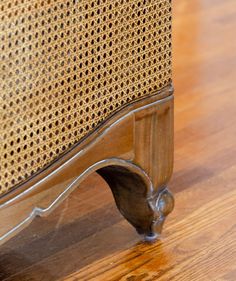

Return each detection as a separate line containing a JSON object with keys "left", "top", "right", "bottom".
{"left": 97, "top": 166, "right": 174, "bottom": 241}
{"left": 134, "top": 95, "right": 174, "bottom": 240}
{"left": 98, "top": 97, "right": 174, "bottom": 241}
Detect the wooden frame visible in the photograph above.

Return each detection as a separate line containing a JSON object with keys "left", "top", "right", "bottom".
{"left": 0, "top": 85, "right": 174, "bottom": 245}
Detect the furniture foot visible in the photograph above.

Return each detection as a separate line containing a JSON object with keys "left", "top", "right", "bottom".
{"left": 97, "top": 165, "right": 174, "bottom": 241}
{"left": 145, "top": 188, "right": 174, "bottom": 241}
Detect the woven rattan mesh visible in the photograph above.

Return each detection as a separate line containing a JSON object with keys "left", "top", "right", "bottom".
{"left": 0, "top": 0, "right": 172, "bottom": 194}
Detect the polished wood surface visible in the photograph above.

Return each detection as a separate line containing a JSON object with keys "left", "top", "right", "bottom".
{"left": 0, "top": 90, "right": 174, "bottom": 245}
{"left": 1, "top": 0, "right": 236, "bottom": 280}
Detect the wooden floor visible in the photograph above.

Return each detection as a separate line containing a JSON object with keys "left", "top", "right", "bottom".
{"left": 1, "top": 0, "right": 236, "bottom": 280}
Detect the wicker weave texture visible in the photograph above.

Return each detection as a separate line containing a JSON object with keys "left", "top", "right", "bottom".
{"left": 0, "top": 0, "right": 172, "bottom": 194}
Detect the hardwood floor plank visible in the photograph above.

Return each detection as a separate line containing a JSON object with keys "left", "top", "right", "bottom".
{"left": 65, "top": 184, "right": 236, "bottom": 281}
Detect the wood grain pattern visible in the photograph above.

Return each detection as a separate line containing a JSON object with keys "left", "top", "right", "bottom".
{"left": 134, "top": 98, "right": 174, "bottom": 189}
{"left": 0, "top": 0, "right": 236, "bottom": 280}
{"left": 66, "top": 184, "right": 236, "bottom": 281}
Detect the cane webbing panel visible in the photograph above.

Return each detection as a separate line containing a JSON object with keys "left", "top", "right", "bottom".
{"left": 0, "top": 0, "right": 172, "bottom": 194}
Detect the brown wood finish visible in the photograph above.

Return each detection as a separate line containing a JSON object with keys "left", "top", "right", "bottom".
{"left": 1, "top": 0, "right": 236, "bottom": 280}
{"left": 0, "top": 87, "right": 174, "bottom": 245}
